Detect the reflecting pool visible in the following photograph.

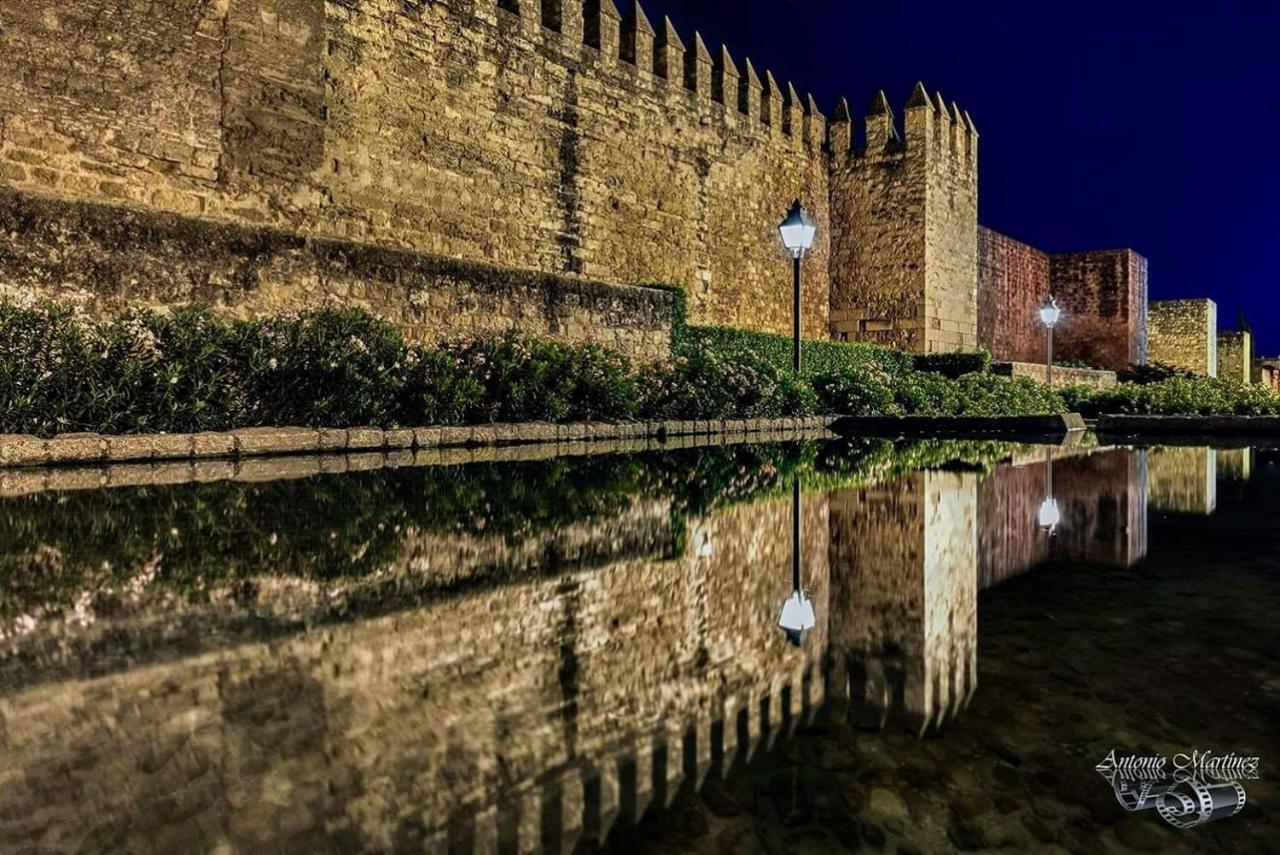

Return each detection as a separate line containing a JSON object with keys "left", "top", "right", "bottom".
{"left": 0, "top": 438, "right": 1276, "bottom": 852}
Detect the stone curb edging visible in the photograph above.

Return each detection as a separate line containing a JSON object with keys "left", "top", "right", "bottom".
{"left": 1097, "top": 414, "right": 1280, "bottom": 435}
{"left": 0, "top": 428, "right": 838, "bottom": 498}
{"left": 0, "top": 417, "right": 837, "bottom": 469}
{"left": 831, "top": 413, "right": 1086, "bottom": 436}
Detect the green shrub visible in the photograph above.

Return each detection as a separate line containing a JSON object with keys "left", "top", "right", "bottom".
{"left": 1066, "top": 377, "right": 1280, "bottom": 418}
{"left": 1116, "top": 361, "right": 1196, "bottom": 385}
{"left": 811, "top": 366, "right": 897, "bottom": 415}
{"left": 912, "top": 349, "right": 991, "bottom": 379}
{"left": 682, "top": 325, "right": 912, "bottom": 377}
{"left": 638, "top": 344, "right": 816, "bottom": 419}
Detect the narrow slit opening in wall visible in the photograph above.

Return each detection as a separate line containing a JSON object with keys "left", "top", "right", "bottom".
{"left": 583, "top": 0, "right": 601, "bottom": 48}
{"left": 498, "top": 0, "right": 519, "bottom": 16}
{"left": 542, "top": 0, "right": 561, "bottom": 32}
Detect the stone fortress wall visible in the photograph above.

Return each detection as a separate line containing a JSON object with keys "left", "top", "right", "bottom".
{"left": 1148, "top": 299, "right": 1218, "bottom": 377}
{"left": 1217, "top": 330, "right": 1252, "bottom": 385}
{"left": 0, "top": 0, "right": 1243, "bottom": 372}
{"left": 977, "top": 228, "right": 1148, "bottom": 372}
{"left": 0, "top": 0, "right": 830, "bottom": 347}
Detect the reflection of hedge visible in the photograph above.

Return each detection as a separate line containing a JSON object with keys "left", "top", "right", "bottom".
{"left": 0, "top": 438, "right": 1020, "bottom": 622}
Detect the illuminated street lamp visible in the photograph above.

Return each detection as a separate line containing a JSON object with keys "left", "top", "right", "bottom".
{"left": 1039, "top": 296, "right": 1062, "bottom": 386}
{"left": 778, "top": 475, "right": 816, "bottom": 645}
{"left": 778, "top": 200, "right": 818, "bottom": 372}
{"left": 1037, "top": 446, "right": 1061, "bottom": 535}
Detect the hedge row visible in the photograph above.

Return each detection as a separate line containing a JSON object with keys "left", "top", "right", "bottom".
{"left": 1, "top": 301, "right": 1072, "bottom": 437}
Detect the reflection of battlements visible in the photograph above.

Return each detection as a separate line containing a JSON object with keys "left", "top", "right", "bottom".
{"left": 0, "top": 492, "right": 827, "bottom": 852}
{"left": 827, "top": 471, "right": 979, "bottom": 735}
{"left": 978, "top": 447, "right": 1149, "bottom": 587}
{"left": 1147, "top": 446, "right": 1217, "bottom": 515}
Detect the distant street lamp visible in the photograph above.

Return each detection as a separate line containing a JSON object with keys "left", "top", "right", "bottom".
{"left": 778, "top": 200, "right": 818, "bottom": 372}
{"left": 1039, "top": 296, "right": 1062, "bottom": 387}
{"left": 778, "top": 475, "right": 816, "bottom": 645}
{"left": 1037, "top": 446, "right": 1061, "bottom": 535}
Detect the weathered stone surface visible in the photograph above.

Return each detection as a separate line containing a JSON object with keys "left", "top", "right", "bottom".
{"left": 1217, "top": 330, "right": 1252, "bottom": 384}
{"left": 192, "top": 432, "right": 237, "bottom": 458}
{"left": 152, "top": 434, "right": 195, "bottom": 459}
{"left": 232, "top": 427, "right": 320, "bottom": 456}
{"left": 383, "top": 429, "right": 415, "bottom": 449}
{"left": 978, "top": 229, "right": 1148, "bottom": 371}
{"left": 990, "top": 362, "right": 1117, "bottom": 389}
{"left": 318, "top": 429, "right": 349, "bottom": 451}
{"left": 830, "top": 89, "right": 978, "bottom": 354}
{"left": 45, "top": 433, "right": 106, "bottom": 464}
{"left": 345, "top": 428, "right": 385, "bottom": 450}
{"left": 1148, "top": 299, "right": 1217, "bottom": 376}
{"left": 0, "top": 0, "right": 818, "bottom": 344}
{"left": 104, "top": 435, "right": 156, "bottom": 462}
{"left": 0, "top": 435, "right": 47, "bottom": 466}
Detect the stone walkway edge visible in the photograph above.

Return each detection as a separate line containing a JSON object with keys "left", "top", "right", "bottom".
{"left": 0, "top": 417, "right": 839, "bottom": 469}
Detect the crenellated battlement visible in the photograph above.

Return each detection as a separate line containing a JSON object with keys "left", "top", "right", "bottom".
{"left": 827, "top": 82, "right": 978, "bottom": 174}
{"left": 472, "top": 0, "right": 829, "bottom": 152}
{"left": 0, "top": 0, "right": 982, "bottom": 353}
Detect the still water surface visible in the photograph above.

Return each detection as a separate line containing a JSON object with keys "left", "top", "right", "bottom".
{"left": 0, "top": 437, "right": 1276, "bottom": 853}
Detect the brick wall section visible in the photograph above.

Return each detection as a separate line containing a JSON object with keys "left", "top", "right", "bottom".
{"left": 0, "top": 188, "right": 675, "bottom": 360}
{"left": 1048, "top": 250, "right": 1148, "bottom": 371}
{"left": 1148, "top": 299, "right": 1218, "bottom": 376}
{"left": 0, "top": 0, "right": 830, "bottom": 338}
{"left": 829, "top": 87, "right": 979, "bottom": 354}
{"left": 977, "top": 228, "right": 1050, "bottom": 362}
{"left": 1216, "top": 331, "right": 1252, "bottom": 384}
{"left": 977, "top": 228, "right": 1148, "bottom": 371}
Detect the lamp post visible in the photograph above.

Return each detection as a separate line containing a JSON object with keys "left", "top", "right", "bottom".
{"left": 1037, "top": 446, "right": 1061, "bottom": 536}
{"left": 778, "top": 200, "right": 818, "bottom": 373}
{"left": 1039, "top": 296, "right": 1062, "bottom": 387}
{"left": 778, "top": 474, "right": 816, "bottom": 646}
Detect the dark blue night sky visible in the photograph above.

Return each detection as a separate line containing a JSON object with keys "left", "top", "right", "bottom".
{"left": 639, "top": 0, "right": 1280, "bottom": 354}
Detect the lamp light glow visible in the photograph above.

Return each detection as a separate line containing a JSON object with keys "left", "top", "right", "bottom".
{"left": 778, "top": 590, "right": 816, "bottom": 646}
{"left": 778, "top": 200, "right": 817, "bottom": 259}
{"left": 1039, "top": 296, "right": 1062, "bottom": 328}
{"left": 1037, "top": 497, "right": 1061, "bottom": 533}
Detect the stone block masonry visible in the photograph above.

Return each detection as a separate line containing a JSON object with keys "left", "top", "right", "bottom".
{"left": 0, "top": 188, "right": 675, "bottom": 360}
{"left": 829, "top": 85, "right": 979, "bottom": 354}
{"left": 978, "top": 227, "right": 1148, "bottom": 371}
{"left": 0, "top": 0, "right": 829, "bottom": 339}
{"left": 1148, "top": 299, "right": 1218, "bottom": 377}
{"left": 1217, "top": 330, "right": 1252, "bottom": 384}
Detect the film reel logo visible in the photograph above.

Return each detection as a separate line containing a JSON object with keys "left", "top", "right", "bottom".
{"left": 1096, "top": 750, "right": 1259, "bottom": 829}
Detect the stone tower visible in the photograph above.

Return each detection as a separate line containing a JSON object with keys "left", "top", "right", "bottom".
{"left": 827, "top": 83, "right": 980, "bottom": 354}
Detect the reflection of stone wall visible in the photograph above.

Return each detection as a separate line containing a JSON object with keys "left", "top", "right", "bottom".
{"left": 1216, "top": 448, "right": 1253, "bottom": 482}
{"left": 1148, "top": 299, "right": 1218, "bottom": 377}
{"left": 827, "top": 471, "right": 978, "bottom": 734}
{"left": 1147, "top": 446, "right": 1217, "bottom": 515}
{"left": 0, "top": 492, "right": 827, "bottom": 852}
{"left": 978, "top": 448, "right": 1148, "bottom": 587}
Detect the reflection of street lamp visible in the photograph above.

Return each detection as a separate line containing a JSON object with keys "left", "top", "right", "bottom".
{"left": 1039, "top": 296, "right": 1062, "bottom": 386}
{"left": 779, "top": 475, "right": 816, "bottom": 645}
{"left": 778, "top": 200, "right": 818, "bottom": 373}
{"left": 1037, "top": 446, "right": 1061, "bottom": 535}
